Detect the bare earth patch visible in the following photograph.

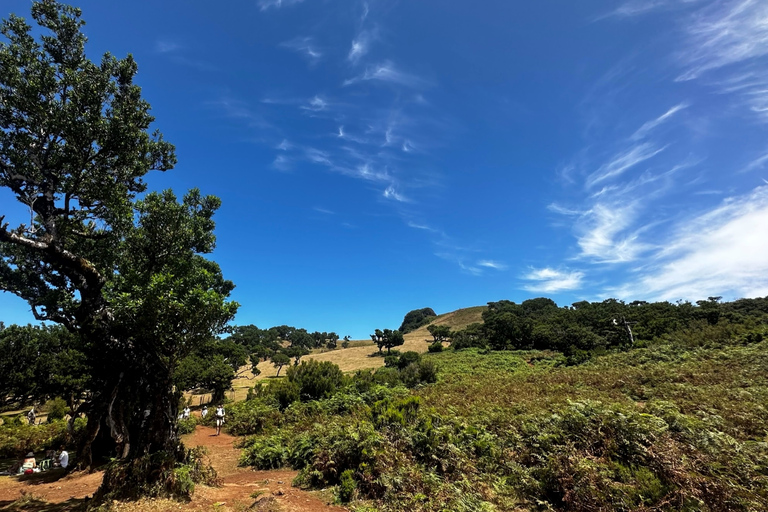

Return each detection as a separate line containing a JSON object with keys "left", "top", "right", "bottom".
{"left": 0, "top": 425, "right": 346, "bottom": 512}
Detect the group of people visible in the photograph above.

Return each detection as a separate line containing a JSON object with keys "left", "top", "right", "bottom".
{"left": 8, "top": 447, "right": 68, "bottom": 475}
{"left": 178, "top": 404, "right": 226, "bottom": 435}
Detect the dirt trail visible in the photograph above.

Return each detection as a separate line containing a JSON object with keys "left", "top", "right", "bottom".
{"left": 0, "top": 426, "right": 347, "bottom": 512}
{"left": 183, "top": 425, "right": 347, "bottom": 512}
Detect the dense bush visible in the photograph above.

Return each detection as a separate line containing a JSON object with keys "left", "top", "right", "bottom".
{"left": 286, "top": 360, "right": 344, "bottom": 401}
{"left": 399, "top": 308, "right": 437, "bottom": 334}
{"left": 0, "top": 419, "right": 77, "bottom": 458}
{"left": 177, "top": 416, "right": 197, "bottom": 435}
{"left": 44, "top": 397, "right": 69, "bottom": 422}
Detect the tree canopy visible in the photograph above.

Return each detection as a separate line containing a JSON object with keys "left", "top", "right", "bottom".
{"left": 399, "top": 307, "right": 437, "bottom": 333}
{"left": 0, "top": 0, "right": 237, "bottom": 496}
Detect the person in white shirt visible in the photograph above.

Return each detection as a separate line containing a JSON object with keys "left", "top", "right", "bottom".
{"left": 58, "top": 447, "right": 69, "bottom": 469}
{"left": 214, "top": 405, "right": 225, "bottom": 436}
{"left": 182, "top": 406, "right": 190, "bottom": 420}
{"left": 201, "top": 406, "right": 208, "bottom": 418}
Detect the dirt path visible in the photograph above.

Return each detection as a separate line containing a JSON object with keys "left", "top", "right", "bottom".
{"left": 0, "top": 426, "right": 347, "bottom": 512}
{"left": 182, "top": 425, "right": 347, "bottom": 512}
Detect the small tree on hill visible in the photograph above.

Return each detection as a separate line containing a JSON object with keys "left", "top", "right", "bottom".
{"left": 399, "top": 308, "right": 437, "bottom": 333}
{"left": 271, "top": 353, "right": 291, "bottom": 377}
{"left": 381, "top": 329, "right": 405, "bottom": 354}
{"left": 427, "top": 324, "right": 451, "bottom": 343}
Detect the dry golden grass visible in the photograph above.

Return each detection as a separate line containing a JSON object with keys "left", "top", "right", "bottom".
{"left": 187, "top": 306, "right": 486, "bottom": 404}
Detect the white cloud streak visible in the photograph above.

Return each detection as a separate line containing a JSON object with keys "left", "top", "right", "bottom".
{"left": 586, "top": 143, "right": 667, "bottom": 188}
{"left": 522, "top": 267, "right": 585, "bottom": 293}
{"left": 259, "top": 0, "right": 305, "bottom": 11}
{"left": 677, "top": 0, "right": 768, "bottom": 81}
{"left": 383, "top": 186, "right": 408, "bottom": 202}
{"left": 575, "top": 202, "right": 652, "bottom": 263}
{"left": 478, "top": 260, "right": 507, "bottom": 270}
{"left": 348, "top": 32, "right": 370, "bottom": 63}
{"left": 155, "top": 40, "right": 181, "bottom": 53}
{"left": 280, "top": 37, "right": 322, "bottom": 60}
{"left": 301, "top": 96, "right": 328, "bottom": 112}
{"left": 631, "top": 103, "right": 689, "bottom": 140}
{"left": 343, "top": 62, "right": 426, "bottom": 88}
{"left": 742, "top": 151, "right": 768, "bottom": 173}
{"left": 609, "top": 185, "right": 768, "bottom": 300}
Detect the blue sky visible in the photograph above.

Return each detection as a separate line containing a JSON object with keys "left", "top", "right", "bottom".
{"left": 2, "top": 0, "right": 768, "bottom": 338}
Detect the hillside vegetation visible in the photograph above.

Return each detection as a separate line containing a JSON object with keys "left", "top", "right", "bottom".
{"left": 224, "top": 298, "right": 768, "bottom": 511}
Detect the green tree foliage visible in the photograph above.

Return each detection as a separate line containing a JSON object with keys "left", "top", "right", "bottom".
{"left": 174, "top": 337, "right": 248, "bottom": 403}
{"left": 382, "top": 329, "right": 405, "bottom": 354}
{"left": 271, "top": 353, "right": 291, "bottom": 377}
{"left": 0, "top": 1, "right": 237, "bottom": 493}
{"left": 426, "top": 324, "right": 451, "bottom": 343}
{"left": 399, "top": 307, "right": 437, "bottom": 333}
{"left": 286, "top": 360, "right": 344, "bottom": 401}
{"left": 0, "top": 324, "right": 88, "bottom": 410}
{"left": 451, "top": 296, "right": 768, "bottom": 363}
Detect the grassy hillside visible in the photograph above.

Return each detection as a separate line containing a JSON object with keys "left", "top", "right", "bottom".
{"left": 231, "top": 338, "right": 768, "bottom": 511}
{"left": 221, "top": 306, "right": 487, "bottom": 400}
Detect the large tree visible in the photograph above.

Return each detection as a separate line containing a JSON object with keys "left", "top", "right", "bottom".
{"left": 0, "top": 0, "right": 237, "bottom": 497}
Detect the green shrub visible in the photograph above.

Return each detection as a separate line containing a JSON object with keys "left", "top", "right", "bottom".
{"left": 383, "top": 355, "right": 399, "bottom": 368}
{"left": 267, "top": 379, "right": 300, "bottom": 410}
{"left": 287, "top": 360, "right": 344, "bottom": 401}
{"left": 0, "top": 420, "right": 69, "bottom": 458}
{"left": 428, "top": 342, "right": 443, "bottom": 353}
{"left": 338, "top": 469, "right": 356, "bottom": 503}
{"left": 239, "top": 434, "right": 288, "bottom": 469}
{"left": 177, "top": 416, "right": 197, "bottom": 435}
{"left": 225, "top": 400, "right": 282, "bottom": 436}
{"left": 397, "top": 351, "right": 421, "bottom": 369}
{"left": 44, "top": 398, "right": 68, "bottom": 422}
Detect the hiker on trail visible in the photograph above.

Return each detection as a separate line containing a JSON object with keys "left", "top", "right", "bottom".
{"left": 214, "top": 405, "right": 225, "bottom": 436}
{"left": 27, "top": 408, "right": 35, "bottom": 425}
{"left": 182, "top": 406, "right": 191, "bottom": 420}
{"left": 201, "top": 405, "right": 208, "bottom": 418}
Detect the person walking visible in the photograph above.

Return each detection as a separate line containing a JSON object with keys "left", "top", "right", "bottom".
{"left": 201, "top": 405, "right": 208, "bottom": 418}
{"left": 214, "top": 405, "right": 225, "bottom": 436}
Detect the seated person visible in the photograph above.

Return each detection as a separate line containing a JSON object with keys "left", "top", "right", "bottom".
{"left": 20, "top": 452, "right": 36, "bottom": 473}
{"left": 58, "top": 447, "right": 69, "bottom": 469}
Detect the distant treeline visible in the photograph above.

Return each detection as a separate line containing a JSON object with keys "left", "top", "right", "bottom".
{"left": 436, "top": 297, "right": 768, "bottom": 363}
{"left": 0, "top": 321, "right": 345, "bottom": 411}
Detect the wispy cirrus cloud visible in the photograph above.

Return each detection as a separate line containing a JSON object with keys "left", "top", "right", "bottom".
{"left": 522, "top": 267, "right": 585, "bottom": 293}
{"left": 280, "top": 37, "right": 322, "bottom": 61}
{"left": 155, "top": 40, "right": 181, "bottom": 53}
{"left": 677, "top": 0, "right": 768, "bottom": 81}
{"left": 343, "top": 61, "right": 427, "bottom": 88}
{"left": 741, "top": 151, "right": 768, "bottom": 173}
{"left": 259, "top": 0, "right": 304, "bottom": 11}
{"left": 608, "top": 185, "right": 768, "bottom": 300}
{"left": 301, "top": 96, "right": 328, "bottom": 112}
{"left": 478, "top": 260, "right": 507, "bottom": 270}
{"left": 586, "top": 143, "right": 667, "bottom": 189}
{"left": 383, "top": 186, "right": 408, "bottom": 202}
{"left": 631, "top": 103, "right": 689, "bottom": 140}
{"left": 348, "top": 31, "right": 371, "bottom": 63}
{"left": 575, "top": 202, "right": 652, "bottom": 263}
{"left": 597, "top": 0, "right": 673, "bottom": 19}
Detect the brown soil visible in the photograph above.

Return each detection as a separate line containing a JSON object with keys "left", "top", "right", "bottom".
{"left": 0, "top": 425, "right": 347, "bottom": 512}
